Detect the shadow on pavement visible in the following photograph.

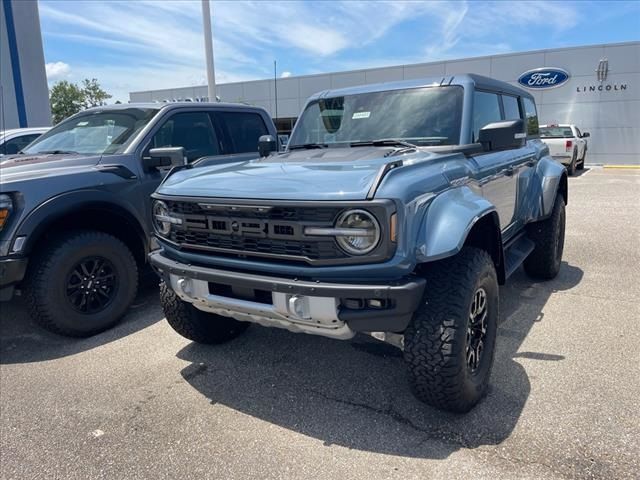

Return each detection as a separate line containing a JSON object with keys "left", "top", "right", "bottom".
{"left": 176, "top": 262, "right": 583, "bottom": 458}
{"left": 0, "top": 272, "right": 164, "bottom": 364}
{"left": 571, "top": 167, "right": 591, "bottom": 177}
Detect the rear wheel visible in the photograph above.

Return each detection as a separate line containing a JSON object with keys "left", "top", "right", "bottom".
{"left": 403, "top": 247, "right": 498, "bottom": 413}
{"left": 24, "top": 230, "right": 138, "bottom": 337}
{"left": 524, "top": 193, "right": 566, "bottom": 280}
{"left": 567, "top": 150, "right": 577, "bottom": 176}
{"left": 577, "top": 149, "right": 586, "bottom": 170}
{"left": 160, "top": 282, "right": 249, "bottom": 344}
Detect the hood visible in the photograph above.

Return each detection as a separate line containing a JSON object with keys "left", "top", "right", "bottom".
{"left": 159, "top": 147, "right": 414, "bottom": 201}
{"left": 0, "top": 153, "right": 103, "bottom": 184}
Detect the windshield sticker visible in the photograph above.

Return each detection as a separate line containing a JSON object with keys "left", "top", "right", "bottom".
{"left": 352, "top": 111, "right": 371, "bottom": 119}
{"left": 76, "top": 121, "right": 89, "bottom": 126}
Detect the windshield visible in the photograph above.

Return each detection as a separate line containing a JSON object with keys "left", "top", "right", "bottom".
{"left": 539, "top": 126, "right": 573, "bottom": 138}
{"left": 289, "top": 86, "right": 463, "bottom": 148}
{"left": 22, "top": 108, "right": 159, "bottom": 155}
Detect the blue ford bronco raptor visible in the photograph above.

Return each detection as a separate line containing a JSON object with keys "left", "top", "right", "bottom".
{"left": 150, "top": 74, "right": 567, "bottom": 412}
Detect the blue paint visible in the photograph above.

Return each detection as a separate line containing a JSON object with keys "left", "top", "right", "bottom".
{"left": 518, "top": 68, "right": 570, "bottom": 90}
{"left": 3, "top": 0, "right": 27, "bottom": 127}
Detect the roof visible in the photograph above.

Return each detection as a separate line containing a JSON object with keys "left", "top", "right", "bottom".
{"left": 84, "top": 102, "right": 268, "bottom": 113}
{"left": 308, "top": 73, "right": 534, "bottom": 101}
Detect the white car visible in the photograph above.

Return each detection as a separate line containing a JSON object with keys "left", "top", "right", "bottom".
{"left": 0, "top": 127, "right": 50, "bottom": 157}
{"left": 539, "top": 124, "right": 589, "bottom": 175}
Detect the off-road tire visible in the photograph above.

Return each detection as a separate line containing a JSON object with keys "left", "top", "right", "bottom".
{"left": 524, "top": 194, "right": 566, "bottom": 280}
{"left": 160, "top": 282, "right": 249, "bottom": 344}
{"left": 24, "top": 230, "right": 138, "bottom": 337}
{"left": 567, "top": 150, "right": 577, "bottom": 176}
{"left": 577, "top": 149, "right": 586, "bottom": 170}
{"left": 403, "top": 247, "right": 499, "bottom": 413}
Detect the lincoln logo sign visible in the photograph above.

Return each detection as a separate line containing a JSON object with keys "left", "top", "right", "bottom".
{"left": 518, "top": 68, "right": 570, "bottom": 89}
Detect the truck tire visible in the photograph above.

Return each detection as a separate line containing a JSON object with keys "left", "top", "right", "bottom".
{"left": 524, "top": 193, "right": 566, "bottom": 280}
{"left": 160, "top": 282, "right": 249, "bottom": 344}
{"left": 578, "top": 149, "right": 586, "bottom": 170}
{"left": 24, "top": 230, "right": 138, "bottom": 337}
{"left": 403, "top": 247, "right": 498, "bottom": 413}
{"left": 567, "top": 150, "right": 577, "bottom": 176}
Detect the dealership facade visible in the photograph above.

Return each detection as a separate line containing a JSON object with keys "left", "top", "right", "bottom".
{"left": 131, "top": 41, "right": 639, "bottom": 165}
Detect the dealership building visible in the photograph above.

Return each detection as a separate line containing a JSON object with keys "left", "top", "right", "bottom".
{"left": 131, "top": 41, "right": 639, "bottom": 165}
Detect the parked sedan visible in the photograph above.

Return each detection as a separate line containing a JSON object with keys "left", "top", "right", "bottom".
{"left": 0, "top": 127, "right": 50, "bottom": 157}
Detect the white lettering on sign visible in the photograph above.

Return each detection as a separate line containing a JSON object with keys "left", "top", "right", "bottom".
{"left": 528, "top": 72, "right": 560, "bottom": 86}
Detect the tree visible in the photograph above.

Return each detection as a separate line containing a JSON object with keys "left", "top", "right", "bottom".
{"left": 49, "top": 80, "right": 85, "bottom": 124}
{"left": 82, "top": 78, "right": 111, "bottom": 108}
{"left": 49, "top": 78, "right": 113, "bottom": 124}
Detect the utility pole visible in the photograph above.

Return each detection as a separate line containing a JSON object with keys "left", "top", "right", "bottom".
{"left": 201, "top": 0, "right": 216, "bottom": 102}
{"left": 274, "top": 60, "right": 278, "bottom": 122}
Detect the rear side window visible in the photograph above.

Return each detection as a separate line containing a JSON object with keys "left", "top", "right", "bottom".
{"left": 472, "top": 91, "right": 502, "bottom": 142}
{"left": 502, "top": 95, "right": 521, "bottom": 120}
{"left": 150, "top": 112, "right": 220, "bottom": 162}
{"left": 1, "top": 133, "right": 41, "bottom": 155}
{"left": 522, "top": 97, "right": 539, "bottom": 136}
{"left": 218, "top": 112, "right": 269, "bottom": 154}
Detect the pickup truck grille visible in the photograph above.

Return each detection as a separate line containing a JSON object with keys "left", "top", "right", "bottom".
{"left": 165, "top": 200, "right": 348, "bottom": 264}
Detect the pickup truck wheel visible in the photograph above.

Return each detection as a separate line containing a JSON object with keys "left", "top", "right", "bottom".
{"left": 403, "top": 247, "right": 498, "bottom": 413}
{"left": 160, "top": 282, "right": 249, "bottom": 344}
{"left": 577, "top": 150, "right": 586, "bottom": 170}
{"left": 524, "top": 194, "right": 566, "bottom": 280}
{"left": 24, "top": 231, "right": 138, "bottom": 337}
{"left": 567, "top": 150, "right": 577, "bottom": 176}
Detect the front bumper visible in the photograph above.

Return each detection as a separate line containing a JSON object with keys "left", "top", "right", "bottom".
{"left": 149, "top": 251, "right": 425, "bottom": 339}
{"left": 0, "top": 257, "right": 28, "bottom": 301}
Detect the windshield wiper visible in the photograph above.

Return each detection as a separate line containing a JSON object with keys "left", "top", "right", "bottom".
{"left": 350, "top": 139, "right": 418, "bottom": 149}
{"left": 36, "top": 150, "right": 80, "bottom": 155}
{"left": 287, "top": 143, "right": 328, "bottom": 150}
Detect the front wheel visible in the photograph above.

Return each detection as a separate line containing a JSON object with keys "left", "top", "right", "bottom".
{"left": 24, "top": 230, "right": 138, "bottom": 337}
{"left": 160, "top": 282, "right": 249, "bottom": 344}
{"left": 403, "top": 247, "right": 499, "bottom": 413}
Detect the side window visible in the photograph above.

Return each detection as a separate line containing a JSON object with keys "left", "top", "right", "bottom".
{"left": 1, "top": 134, "right": 41, "bottom": 155}
{"left": 149, "top": 112, "right": 219, "bottom": 162}
{"left": 502, "top": 95, "right": 521, "bottom": 120}
{"left": 472, "top": 91, "right": 502, "bottom": 142}
{"left": 522, "top": 97, "right": 539, "bottom": 136}
{"left": 218, "top": 112, "right": 269, "bottom": 154}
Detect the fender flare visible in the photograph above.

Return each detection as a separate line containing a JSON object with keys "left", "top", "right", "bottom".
{"left": 415, "top": 186, "right": 502, "bottom": 262}
{"left": 534, "top": 156, "right": 568, "bottom": 219}
{"left": 15, "top": 189, "right": 149, "bottom": 256}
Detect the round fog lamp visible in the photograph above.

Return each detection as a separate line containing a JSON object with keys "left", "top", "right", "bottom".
{"left": 153, "top": 200, "right": 172, "bottom": 236}
{"left": 335, "top": 209, "right": 380, "bottom": 255}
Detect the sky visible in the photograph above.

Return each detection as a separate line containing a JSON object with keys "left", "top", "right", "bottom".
{"left": 39, "top": 0, "right": 640, "bottom": 102}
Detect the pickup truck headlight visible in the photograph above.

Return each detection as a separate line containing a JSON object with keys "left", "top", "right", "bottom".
{"left": 335, "top": 209, "right": 380, "bottom": 255}
{"left": 152, "top": 200, "right": 182, "bottom": 237}
{"left": 0, "top": 194, "right": 13, "bottom": 232}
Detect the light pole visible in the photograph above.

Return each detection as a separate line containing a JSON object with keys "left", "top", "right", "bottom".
{"left": 201, "top": 0, "right": 216, "bottom": 102}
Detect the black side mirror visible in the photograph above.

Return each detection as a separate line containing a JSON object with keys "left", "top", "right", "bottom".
{"left": 478, "top": 119, "right": 526, "bottom": 152}
{"left": 258, "top": 135, "right": 277, "bottom": 157}
{"left": 144, "top": 147, "right": 186, "bottom": 169}
{"left": 582, "top": 132, "right": 590, "bottom": 138}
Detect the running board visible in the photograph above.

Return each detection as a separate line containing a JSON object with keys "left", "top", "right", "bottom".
{"left": 503, "top": 234, "right": 535, "bottom": 279}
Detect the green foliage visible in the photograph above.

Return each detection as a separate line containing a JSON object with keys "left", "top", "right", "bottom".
{"left": 49, "top": 78, "right": 112, "bottom": 124}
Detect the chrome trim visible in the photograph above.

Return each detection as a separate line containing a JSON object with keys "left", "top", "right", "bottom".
{"left": 304, "top": 227, "right": 373, "bottom": 237}
{"left": 155, "top": 214, "right": 182, "bottom": 225}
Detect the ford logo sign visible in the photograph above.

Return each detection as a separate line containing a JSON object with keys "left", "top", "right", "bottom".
{"left": 518, "top": 68, "right": 570, "bottom": 89}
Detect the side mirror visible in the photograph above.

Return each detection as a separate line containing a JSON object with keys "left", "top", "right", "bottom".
{"left": 145, "top": 147, "right": 186, "bottom": 169}
{"left": 258, "top": 135, "right": 277, "bottom": 157}
{"left": 582, "top": 132, "right": 590, "bottom": 138}
{"left": 478, "top": 119, "right": 526, "bottom": 152}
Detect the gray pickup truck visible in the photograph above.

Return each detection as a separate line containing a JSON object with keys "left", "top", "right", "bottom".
{"left": 150, "top": 74, "right": 567, "bottom": 412}
{"left": 0, "top": 102, "right": 277, "bottom": 336}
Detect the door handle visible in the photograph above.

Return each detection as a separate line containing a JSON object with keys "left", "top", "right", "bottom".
{"left": 504, "top": 166, "right": 515, "bottom": 177}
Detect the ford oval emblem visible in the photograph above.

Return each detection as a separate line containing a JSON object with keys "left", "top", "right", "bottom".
{"left": 518, "top": 68, "right": 570, "bottom": 89}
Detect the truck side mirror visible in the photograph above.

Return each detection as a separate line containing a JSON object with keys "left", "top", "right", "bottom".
{"left": 478, "top": 119, "right": 526, "bottom": 152}
{"left": 582, "top": 132, "right": 590, "bottom": 138}
{"left": 145, "top": 147, "right": 187, "bottom": 169}
{"left": 258, "top": 135, "right": 277, "bottom": 157}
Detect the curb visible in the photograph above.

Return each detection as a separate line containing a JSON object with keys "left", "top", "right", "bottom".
{"left": 602, "top": 165, "right": 640, "bottom": 169}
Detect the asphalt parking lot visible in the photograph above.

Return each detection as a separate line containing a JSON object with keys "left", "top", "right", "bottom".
{"left": 1, "top": 167, "right": 638, "bottom": 480}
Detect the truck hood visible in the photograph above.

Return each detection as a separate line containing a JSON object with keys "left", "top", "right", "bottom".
{"left": 159, "top": 147, "right": 421, "bottom": 201}
{"left": 0, "top": 153, "right": 103, "bottom": 185}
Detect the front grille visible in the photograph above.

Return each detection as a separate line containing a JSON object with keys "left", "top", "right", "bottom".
{"left": 165, "top": 200, "right": 348, "bottom": 264}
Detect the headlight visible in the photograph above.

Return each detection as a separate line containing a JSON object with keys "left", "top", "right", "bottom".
{"left": 0, "top": 194, "right": 13, "bottom": 232}
{"left": 335, "top": 209, "right": 380, "bottom": 255}
{"left": 152, "top": 200, "right": 182, "bottom": 236}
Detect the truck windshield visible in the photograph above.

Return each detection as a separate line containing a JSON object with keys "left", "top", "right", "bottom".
{"left": 22, "top": 108, "right": 159, "bottom": 156}
{"left": 540, "top": 126, "right": 573, "bottom": 138}
{"left": 288, "top": 86, "right": 463, "bottom": 148}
